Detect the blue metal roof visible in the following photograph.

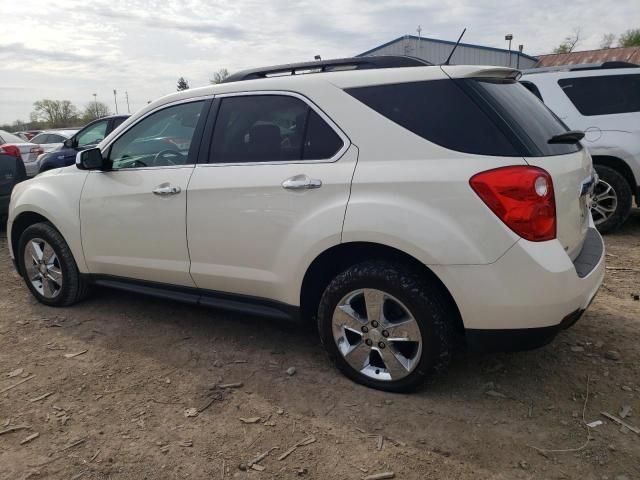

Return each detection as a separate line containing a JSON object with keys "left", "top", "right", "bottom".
{"left": 356, "top": 35, "right": 539, "bottom": 62}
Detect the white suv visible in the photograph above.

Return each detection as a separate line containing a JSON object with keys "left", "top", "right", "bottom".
{"left": 521, "top": 63, "right": 640, "bottom": 233}
{"left": 7, "top": 57, "right": 605, "bottom": 391}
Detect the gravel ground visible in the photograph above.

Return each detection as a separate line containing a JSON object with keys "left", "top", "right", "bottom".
{"left": 1, "top": 213, "right": 639, "bottom": 480}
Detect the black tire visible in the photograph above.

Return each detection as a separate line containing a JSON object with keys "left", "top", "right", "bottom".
{"left": 317, "top": 261, "right": 453, "bottom": 392}
{"left": 17, "top": 222, "right": 90, "bottom": 307}
{"left": 593, "top": 165, "right": 633, "bottom": 234}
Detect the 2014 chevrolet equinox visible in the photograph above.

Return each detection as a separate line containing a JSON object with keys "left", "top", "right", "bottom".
{"left": 7, "top": 57, "right": 605, "bottom": 391}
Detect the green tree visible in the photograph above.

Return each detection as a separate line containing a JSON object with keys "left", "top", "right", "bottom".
{"left": 210, "top": 68, "right": 229, "bottom": 84}
{"left": 619, "top": 28, "right": 640, "bottom": 47}
{"left": 553, "top": 28, "right": 581, "bottom": 54}
{"left": 31, "top": 100, "right": 79, "bottom": 128}
{"left": 177, "top": 77, "right": 190, "bottom": 91}
{"left": 82, "top": 101, "right": 112, "bottom": 123}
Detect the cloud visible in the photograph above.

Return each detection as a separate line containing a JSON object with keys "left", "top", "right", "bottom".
{"left": 0, "top": 0, "right": 638, "bottom": 123}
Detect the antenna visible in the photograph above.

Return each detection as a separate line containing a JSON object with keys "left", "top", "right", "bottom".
{"left": 443, "top": 28, "right": 467, "bottom": 65}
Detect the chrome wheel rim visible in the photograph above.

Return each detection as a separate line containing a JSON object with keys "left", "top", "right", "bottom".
{"left": 23, "top": 238, "right": 63, "bottom": 299}
{"left": 591, "top": 179, "right": 618, "bottom": 226}
{"left": 331, "top": 289, "right": 422, "bottom": 382}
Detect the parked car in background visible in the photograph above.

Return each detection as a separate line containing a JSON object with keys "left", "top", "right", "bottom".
{"left": 0, "top": 130, "right": 40, "bottom": 177}
{"left": 13, "top": 131, "right": 42, "bottom": 141}
{"left": 37, "top": 115, "right": 128, "bottom": 173}
{"left": 0, "top": 150, "right": 27, "bottom": 220}
{"left": 8, "top": 57, "right": 604, "bottom": 391}
{"left": 521, "top": 62, "right": 640, "bottom": 233}
{"left": 30, "top": 129, "right": 78, "bottom": 157}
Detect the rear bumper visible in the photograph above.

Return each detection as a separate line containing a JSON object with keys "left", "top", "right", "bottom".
{"left": 432, "top": 226, "right": 605, "bottom": 351}
{"left": 24, "top": 161, "right": 39, "bottom": 177}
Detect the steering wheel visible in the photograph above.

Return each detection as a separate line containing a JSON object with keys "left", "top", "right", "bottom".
{"left": 152, "top": 149, "right": 182, "bottom": 167}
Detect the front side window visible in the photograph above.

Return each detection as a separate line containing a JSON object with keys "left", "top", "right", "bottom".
{"left": 30, "top": 133, "right": 50, "bottom": 144}
{"left": 558, "top": 74, "right": 640, "bottom": 116}
{"left": 48, "top": 134, "right": 66, "bottom": 143}
{"left": 210, "top": 95, "right": 343, "bottom": 163}
{"left": 76, "top": 120, "right": 108, "bottom": 147}
{"left": 108, "top": 101, "right": 204, "bottom": 170}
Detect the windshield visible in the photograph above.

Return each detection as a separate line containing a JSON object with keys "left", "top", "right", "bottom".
{"left": 0, "top": 130, "right": 28, "bottom": 144}
{"left": 466, "top": 79, "right": 581, "bottom": 157}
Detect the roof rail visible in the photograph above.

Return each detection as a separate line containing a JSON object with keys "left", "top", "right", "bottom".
{"left": 222, "top": 55, "right": 432, "bottom": 83}
{"left": 524, "top": 61, "right": 638, "bottom": 75}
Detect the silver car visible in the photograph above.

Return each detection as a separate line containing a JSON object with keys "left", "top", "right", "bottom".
{"left": 0, "top": 130, "right": 40, "bottom": 177}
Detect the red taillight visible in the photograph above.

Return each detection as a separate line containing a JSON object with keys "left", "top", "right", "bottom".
{"left": 0, "top": 144, "right": 21, "bottom": 158}
{"left": 470, "top": 166, "right": 556, "bottom": 242}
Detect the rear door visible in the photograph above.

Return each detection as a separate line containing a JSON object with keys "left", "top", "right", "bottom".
{"left": 186, "top": 92, "right": 356, "bottom": 304}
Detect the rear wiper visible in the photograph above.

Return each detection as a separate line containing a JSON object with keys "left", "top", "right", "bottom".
{"left": 548, "top": 130, "right": 585, "bottom": 144}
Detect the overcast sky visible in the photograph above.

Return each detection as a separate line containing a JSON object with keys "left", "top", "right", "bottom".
{"left": 1, "top": 0, "right": 638, "bottom": 124}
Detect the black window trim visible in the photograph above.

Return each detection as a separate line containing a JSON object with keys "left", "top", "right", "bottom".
{"left": 200, "top": 90, "right": 350, "bottom": 167}
{"left": 98, "top": 96, "right": 213, "bottom": 172}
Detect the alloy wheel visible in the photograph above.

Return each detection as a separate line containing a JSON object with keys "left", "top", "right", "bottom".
{"left": 331, "top": 288, "right": 422, "bottom": 381}
{"left": 590, "top": 179, "right": 618, "bottom": 226}
{"left": 23, "top": 238, "right": 63, "bottom": 299}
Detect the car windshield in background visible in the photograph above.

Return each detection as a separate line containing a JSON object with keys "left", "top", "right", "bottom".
{"left": 558, "top": 74, "right": 640, "bottom": 116}
{"left": 0, "top": 130, "right": 28, "bottom": 144}
{"left": 467, "top": 78, "right": 581, "bottom": 157}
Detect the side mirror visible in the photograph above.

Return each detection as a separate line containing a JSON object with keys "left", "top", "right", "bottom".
{"left": 76, "top": 148, "right": 106, "bottom": 170}
{"left": 63, "top": 138, "right": 73, "bottom": 148}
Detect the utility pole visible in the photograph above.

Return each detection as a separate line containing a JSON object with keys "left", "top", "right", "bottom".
{"left": 125, "top": 91, "right": 131, "bottom": 113}
{"left": 92, "top": 93, "right": 98, "bottom": 117}
{"left": 517, "top": 45, "right": 523, "bottom": 69}
{"left": 113, "top": 89, "right": 119, "bottom": 114}
{"left": 505, "top": 34, "right": 513, "bottom": 67}
{"left": 416, "top": 25, "right": 422, "bottom": 58}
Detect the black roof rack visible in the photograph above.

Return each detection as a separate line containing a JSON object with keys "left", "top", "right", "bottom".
{"left": 524, "top": 61, "right": 638, "bottom": 75}
{"left": 222, "top": 55, "right": 432, "bottom": 83}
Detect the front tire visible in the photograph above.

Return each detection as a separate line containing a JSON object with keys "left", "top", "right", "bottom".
{"left": 317, "top": 261, "right": 453, "bottom": 392}
{"left": 18, "top": 222, "right": 89, "bottom": 307}
{"left": 592, "top": 165, "right": 633, "bottom": 234}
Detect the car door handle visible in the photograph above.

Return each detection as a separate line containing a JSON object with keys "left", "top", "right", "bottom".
{"left": 152, "top": 183, "right": 181, "bottom": 196}
{"left": 282, "top": 174, "right": 322, "bottom": 190}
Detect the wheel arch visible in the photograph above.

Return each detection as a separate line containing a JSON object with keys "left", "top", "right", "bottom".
{"left": 300, "top": 241, "right": 464, "bottom": 335}
{"left": 10, "top": 211, "right": 55, "bottom": 273}
{"left": 592, "top": 155, "right": 638, "bottom": 201}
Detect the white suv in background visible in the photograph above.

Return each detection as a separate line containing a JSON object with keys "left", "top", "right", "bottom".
{"left": 521, "top": 63, "right": 640, "bottom": 233}
{"left": 8, "top": 57, "right": 604, "bottom": 391}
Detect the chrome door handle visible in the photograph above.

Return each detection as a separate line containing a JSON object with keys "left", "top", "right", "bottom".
{"left": 152, "top": 183, "right": 181, "bottom": 196}
{"left": 282, "top": 174, "right": 322, "bottom": 190}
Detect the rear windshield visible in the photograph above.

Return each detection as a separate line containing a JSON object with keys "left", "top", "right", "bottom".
{"left": 346, "top": 79, "right": 580, "bottom": 157}
{"left": 558, "top": 74, "right": 640, "bottom": 116}
{"left": 0, "top": 130, "right": 27, "bottom": 144}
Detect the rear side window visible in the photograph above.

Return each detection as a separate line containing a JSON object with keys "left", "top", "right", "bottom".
{"left": 558, "top": 74, "right": 640, "bottom": 116}
{"left": 346, "top": 80, "right": 520, "bottom": 157}
{"left": 347, "top": 79, "right": 579, "bottom": 157}
{"left": 210, "top": 95, "right": 343, "bottom": 163}
{"left": 469, "top": 79, "right": 580, "bottom": 156}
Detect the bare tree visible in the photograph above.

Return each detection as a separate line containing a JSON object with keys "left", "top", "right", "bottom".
{"left": 553, "top": 28, "right": 581, "bottom": 54}
{"left": 31, "top": 100, "right": 79, "bottom": 128}
{"left": 177, "top": 77, "right": 190, "bottom": 91}
{"left": 600, "top": 33, "right": 616, "bottom": 49}
{"left": 210, "top": 68, "right": 230, "bottom": 84}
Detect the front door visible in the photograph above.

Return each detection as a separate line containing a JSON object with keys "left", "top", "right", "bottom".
{"left": 187, "top": 93, "right": 356, "bottom": 305}
{"left": 80, "top": 99, "right": 208, "bottom": 286}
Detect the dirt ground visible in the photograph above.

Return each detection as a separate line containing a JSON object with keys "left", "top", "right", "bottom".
{"left": 1, "top": 214, "right": 639, "bottom": 480}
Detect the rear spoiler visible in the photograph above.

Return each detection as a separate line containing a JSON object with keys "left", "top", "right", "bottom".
{"left": 440, "top": 65, "right": 522, "bottom": 80}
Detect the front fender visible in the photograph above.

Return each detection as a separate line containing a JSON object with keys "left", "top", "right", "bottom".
{"left": 8, "top": 169, "right": 89, "bottom": 272}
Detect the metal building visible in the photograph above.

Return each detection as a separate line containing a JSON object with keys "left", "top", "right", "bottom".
{"left": 357, "top": 35, "right": 539, "bottom": 69}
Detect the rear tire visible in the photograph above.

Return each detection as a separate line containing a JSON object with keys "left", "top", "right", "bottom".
{"left": 592, "top": 165, "right": 632, "bottom": 234}
{"left": 17, "top": 222, "right": 90, "bottom": 307}
{"left": 317, "top": 261, "right": 453, "bottom": 392}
